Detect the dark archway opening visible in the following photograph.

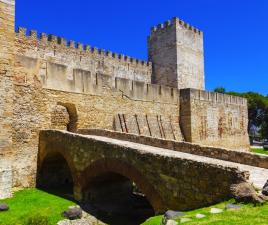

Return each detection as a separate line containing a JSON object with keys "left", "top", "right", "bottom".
{"left": 81, "top": 172, "right": 155, "bottom": 225}
{"left": 57, "top": 102, "right": 78, "bottom": 132}
{"left": 37, "top": 153, "right": 74, "bottom": 200}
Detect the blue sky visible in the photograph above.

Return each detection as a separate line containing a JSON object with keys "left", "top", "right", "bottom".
{"left": 16, "top": 0, "right": 268, "bottom": 95}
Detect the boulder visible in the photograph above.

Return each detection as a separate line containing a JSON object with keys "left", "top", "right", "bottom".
{"left": 0, "top": 203, "right": 9, "bottom": 212}
{"left": 230, "top": 182, "right": 263, "bottom": 204}
{"left": 262, "top": 180, "right": 268, "bottom": 196}
{"left": 63, "top": 207, "right": 82, "bottom": 220}
{"left": 58, "top": 210, "right": 105, "bottom": 225}
{"left": 162, "top": 210, "right": 185, "bottom": 225}
{"left": 180, "top": 218, "right": 192, "bottom": 223}
{"left": 225, "top": 203, "right": 241, "bottom": 210}
{"left": 210, "top": 208, "right": 223, "bottom": 214}
{"left": 166, "top": 220, "right": 178, "bottom": 225}
{"left": 57, "top": 219, "right": 94, "bottom": 225}
{"left": 196, "top": 213, "right": 206, "bottom": 218}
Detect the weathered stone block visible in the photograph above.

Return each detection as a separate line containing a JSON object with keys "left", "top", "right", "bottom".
{"left": 0, "top": 160, "right": 12, "bottom": 199}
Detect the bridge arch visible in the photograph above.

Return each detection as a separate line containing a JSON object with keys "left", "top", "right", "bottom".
{"left": 78, "top": 158, "right": 164, "bottom": 213}
{"left": 37, "top": 144, "right": 79, "bottom": 197}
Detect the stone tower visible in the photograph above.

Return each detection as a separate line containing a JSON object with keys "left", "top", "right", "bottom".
{"left": 0, "top": 0, "right": 15, "bottom": 199}
{"left": 148, "top": 17, "right": 205, "bottom": 90}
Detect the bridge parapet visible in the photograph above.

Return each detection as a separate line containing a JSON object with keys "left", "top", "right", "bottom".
{"left": 39, "top": 129, "right": 248, "bottom": 212}
{"left": 78, "top": 129, "right": 268, "bottom": 169}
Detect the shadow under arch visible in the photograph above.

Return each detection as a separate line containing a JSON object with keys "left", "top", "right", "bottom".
{"left": 79, "top": 158, "right": 165, "bottom": 214}
{"left": 37, "top": 143, "right": 79, "bottom": 200}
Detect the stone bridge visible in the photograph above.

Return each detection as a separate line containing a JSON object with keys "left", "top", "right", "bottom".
{"left": 37, "top": 130, "right": 261, "bottom": 213}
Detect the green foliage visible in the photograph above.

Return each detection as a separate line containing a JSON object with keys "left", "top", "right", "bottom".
{"left": 0, "top": 189, "right": 76, "bottom": 225}
{"left": 142, "top": 200, "right": 268, "bottom": 225}
{"left": 214, "top": 87, "right": 226, "bottom": 94}
{"left": 251, "top": 148, "right": 268, "bottom": 155}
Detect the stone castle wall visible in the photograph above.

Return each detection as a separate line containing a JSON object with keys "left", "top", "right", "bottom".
{"left": 0, "top": 0, "right": 250, "bottom": 198}
{"left": 16, "top": 28, "right": 152, "bottom": 85}
{"left": 11, "top": 33, "right": 180, "bottom": 188}
{"left": 148, "top": 17, "right": 205, "bottom": 90}
{"left": 180, "top": 89, "right": 249, "bottom": 150}
{"left": 11, "top": 87, "right": 179, "bottom": 188}
{"left": 10, "top": 25, "right": 182, "bottom": 188}
{"left": 113, "top": 114, "right": 184, "bottom": 141}
{"left": 0, "top": 0, "right": 15, "bottom": 199}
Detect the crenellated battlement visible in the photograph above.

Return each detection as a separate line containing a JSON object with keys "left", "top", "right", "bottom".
{"left": 148, "top": 16, "right": 204, "bottom": 90}
{"left": 16, "top": 27, "right": 152, "bottom": 68}
{"left": 150, "top": 17, "right": 202, "bottom": 36}
{"left": 14, "top": 51, "right": 176, "bottom": 104}
{"left": 180, "top": 89, "right": 247, "bottom": 106}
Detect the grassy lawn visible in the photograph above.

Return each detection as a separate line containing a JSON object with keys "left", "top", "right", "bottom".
{"left": 142, "top": 200, "right": 268, "bottom": 225}
{"left": 2, "top": 189, "right": 268, "bottom": 225}
{"left": 251, "top": 147, "right": 268, "bottom": 155}
{"left": 0, "top": 189, "right": 76, "bottom": 225}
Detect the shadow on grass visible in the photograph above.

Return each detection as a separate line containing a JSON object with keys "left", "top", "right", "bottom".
{"left": 38, "top": 187, "right": 154, "bottom": 225}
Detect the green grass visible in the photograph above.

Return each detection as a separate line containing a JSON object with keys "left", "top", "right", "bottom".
{"left": 0, "top": 189, "right": 77, "bottom": 225}
{"left": 251, "top": 147, "right": 268, "bottom": 155}
{"left": 142, "top": 199, "right": 268, "bottom": 225}
{"left": 2, "top": 189, "right": 268, "bottom": 225}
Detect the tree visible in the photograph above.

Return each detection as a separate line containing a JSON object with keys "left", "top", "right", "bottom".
{"left": 214, "top": 87, "right": 226, "bottom": 94}
{"left": 261, "top": 107, "right": 268, "bottom": 139}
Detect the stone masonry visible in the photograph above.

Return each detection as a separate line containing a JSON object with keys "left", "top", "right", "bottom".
{"left": 39, "top": 130, "right": 249, "bottom": 213}
{"left": 148, "top": 17, "right": 205, "bottom": 90}
{"left": 180, "top": 89, "right": 249, "bottom": 150}
{"left": 0, "top": 0, "right": 250, "bottom": 199}
{"left": 0, "top": 0, "right": 15, "bottom": 199}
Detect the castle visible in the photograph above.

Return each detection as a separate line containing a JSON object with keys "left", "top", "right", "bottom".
{"left": 0, "top": 0, "right": 249, "bottom": 199}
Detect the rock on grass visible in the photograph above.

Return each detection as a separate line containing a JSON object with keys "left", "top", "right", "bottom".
{"left": 0, "top": 203, "right": 9, "bottom": 212}
{"left": 63, "top": 206, "right": 82, "bottom": 220}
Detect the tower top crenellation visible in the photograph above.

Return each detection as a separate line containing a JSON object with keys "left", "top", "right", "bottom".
{"left": 150, "top": 17, "right": 203, "bottom": 36}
